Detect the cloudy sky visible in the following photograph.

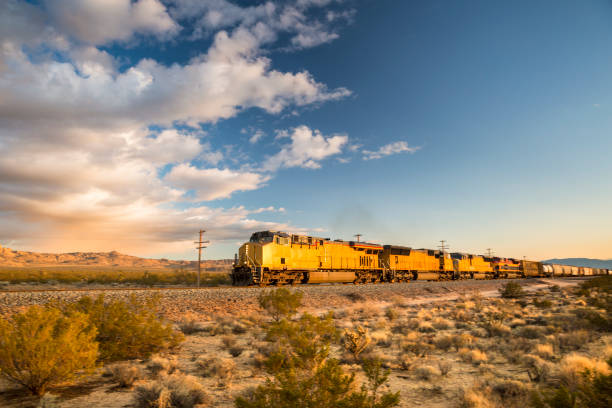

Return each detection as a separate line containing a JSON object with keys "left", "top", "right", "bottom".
{"left": 1, "top": 0, "right": 611, "bottom": 261}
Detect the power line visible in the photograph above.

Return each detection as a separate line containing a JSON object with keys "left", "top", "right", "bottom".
{"left": 438, "top": 240, "right": 449, "bottom": 253}
{"left": 194, "top": 230, "right": 210, "bottom": 287}
{"left": 486, "top": 248, "right": 494, "bottom": 257}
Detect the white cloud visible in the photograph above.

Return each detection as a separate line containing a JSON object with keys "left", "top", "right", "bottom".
{"left": 263, "top": 125, "right": 348, "bottom": 171}
{"left": 362, "top": 141, "right": 420, "bottom": 160}
{"left": 0, "top": 28, "right": 349, "bottom": 128}
{"left": 164, "top": 164, "right": 269, "bottom": 201}
{"left": 249, "top": 130, "right": 265, "bottom": 144}
{"left": 251, "top": 206, "right": 286, "bottom": 214}
{"left": 170, "top": 0, "right": 346, "bottom": 49}
{"left": 0, "top": 0, "right": 353, "bottom": 255}
{"left": 45, "top": 0, "right": 179, "bottom": 45}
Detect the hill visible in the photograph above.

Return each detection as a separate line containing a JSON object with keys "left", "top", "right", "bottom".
{"left": 0, "top": 245, "right": 231, "bottom": 270}
{"left": 542, "top": 258, "right": 612, "bottom": 269}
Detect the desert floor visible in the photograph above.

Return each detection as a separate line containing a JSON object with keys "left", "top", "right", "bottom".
{"left": 1, "top": 277, "right": 610, "bottom": 408}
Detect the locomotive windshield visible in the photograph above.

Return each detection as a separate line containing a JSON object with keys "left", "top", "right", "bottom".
{"left": 249, "top": 231, "right": 274, "bottom": 243}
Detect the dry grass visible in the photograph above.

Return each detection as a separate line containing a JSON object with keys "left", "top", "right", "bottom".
{"left": 110, "top": 362, "right": 141, "bottom": 388}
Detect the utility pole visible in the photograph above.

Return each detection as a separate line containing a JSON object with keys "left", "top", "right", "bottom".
{"left": 438, "top": 240, "right": 449, "bottom": 253}
{"left": 354, "top": 234, "right": 362, "bottom": 242}
{"left": 194, "top": 230, "right": 210, "bottom": 287}
{"left": 486, "top": 248, "right": 494, "bottom": 258}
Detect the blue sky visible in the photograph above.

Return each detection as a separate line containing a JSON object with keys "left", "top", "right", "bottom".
{"left": 0, "top": 0, "right": 610, "bottom": 260}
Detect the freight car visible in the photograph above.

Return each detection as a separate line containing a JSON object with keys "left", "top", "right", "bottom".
{"left": 231, "top": 230, "right": 607, "bottom": 286}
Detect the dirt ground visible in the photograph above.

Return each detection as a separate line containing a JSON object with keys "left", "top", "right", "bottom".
{"left": 1, "top": 277, "right": 610, "bottom": 408}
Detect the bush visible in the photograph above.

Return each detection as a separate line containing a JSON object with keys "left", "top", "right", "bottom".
{"left": 147, "top": 355, "right": 178, "bottom": 377}
{"left": 258, "top": 288, "right": 303, "bottom": 322}
{"left": 0, "top": 305, "right": 98, "bottom": 396}
{"left": 134, "top": 372, "right": 209, "bottom": 408}
{"left": 415, "top": 365, "right": 438, "bottom": 381}
{"left": 499, "top": 282, "right": 525, "bottom": 299}
{"left": 343, "top": 326, "right": 372, "bottom": 360}
{"left": 534, "top": 299, "right": 553, "bottom": 309}
{"left": 67, "top": 294, "right": 184, "bottom": 361}
{"left": 438, "top": 361, "right": 452, "bottom": 376}
{"left": 196, "top": 356, "right": 236, "bottom": 386}
{"left": 435, "top": 335, "right": 453, "bottom": 351}
{"left": 236, "top": 310, "right": 399, "bottom": 408}
{"left": 111, "top": 362, "right": 141, "bottom": 388}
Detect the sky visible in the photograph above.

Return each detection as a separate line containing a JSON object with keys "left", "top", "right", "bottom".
{"left": 0, "top": 0, "right": 611, "bottom": 261}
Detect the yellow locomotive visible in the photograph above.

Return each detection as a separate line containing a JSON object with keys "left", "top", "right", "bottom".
{"left": 231, "top": 230, "right": 610, "bottom": 286}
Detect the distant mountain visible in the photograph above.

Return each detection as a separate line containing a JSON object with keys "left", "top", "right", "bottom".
{"left": 0, "top": 245, "right": 232, "bottom": 270}
{"left": 542, "top": 258, "right": 612, "bottom": 269}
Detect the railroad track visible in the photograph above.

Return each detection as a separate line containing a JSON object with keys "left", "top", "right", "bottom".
{"left": 0, "top": 276, "right": 589, "bottom": 294}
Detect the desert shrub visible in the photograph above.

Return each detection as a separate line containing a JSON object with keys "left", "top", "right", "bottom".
{"left": 524, "top": 354, "right": 553, "bottom": 383}
{"left": 518, "top": 325, "right": 545, "bottom": 339}
{"left": 534, "top": 344, "right": 555, "bottom": 360}
{"left": 579, "top": 276, "right": 612, "bottom": 292}
{"left": 493, "top": 380, "right": 529, "bottom": 401}
{"left": 111, "top": 362, "right": 141, "bottom": 388}
{"left": 258, "top": 288, "right": 303, "bottom": 322}
{"left": 483, "top": 321, "right": 512, "bottom": 337}
{"left": 229, "top": 345, "right": 244, "bottom": 357}
{"left": 147, "top": 355, "right": 178, "bottom": 377}
{"left": 134, "top": 372, "right": 209, "bottom": 408}
{"left": 460, "top": 348, "right": 488, "bottom": 365}
{"left": 499, "top": 282, "right": 525, "bottom": 298}
{"left": 558, "top": 354, "right": 610, "bottom": 391}
{"left": 196, "top": 355, "right": 236, "bottom": 384}
{"left": 232, "top": 323, "right": 248, "bottom": 334}
{"left": 178, "top": 314, "right": 204, "bottom": 335}
{"left": 438, "top": 360, "right": 452, "bottom": 376}
{"left": 397, "top": 353, "right": 416, "bottom": 371}
{"left": 415, "top": 365, "right": 438, "bottom": 381}
{"left": 531, "top": 357, "right": 612, "bottom": 408}
{"left": 460, "top": 387, "right": 495, "bottom": 408}
{"left": 236, "top": 311, "right": 399, "bottom": 408}
{"left": 343, "top": 326, "right": 372, "bottom": 360}
{"left": 384, "top": 307, "right": 398, "bottom": 321}
{"left": 222, "top": 335, "right": 237, "bottom": 349}
{"left": 432, "top": 317, "right": 452, "bottom": 330}
{"left": 401, "top": 340, "right": 434, "bottom": 357}
{"left": 391, "top": 319, "right": 419, "bottom": 334}
{"left": 418, "top": 321, "right": 435, "bottom": 333}
{"left": 213, "top": 358, "right": 236, "bottom": 388}
{"left": 435, "top": 335, "right": 453, "bottom": 351}
{"left": 557, "top": 330, "right": 591, "bottom": 352}
{"left": 0, "top": 305, "right": 98, "bottom": 396}
{"left": 451, "top": 333, "right": 474, "bottom": 351}
{"left": 67, "top": 294, "right": 183, "bottom": 361}
{"left": 534, "top": 299, "right": 553, "bottom": 309}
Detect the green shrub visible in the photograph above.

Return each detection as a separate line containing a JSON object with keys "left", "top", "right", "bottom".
{"left": 534, "top": 299, "right": 553, "bottom": 309}
{"left": 258, "top": 288, "right": 303, "bottom": 322}
{"left": 499, "top": 282, "right": 525, "bottom": 298}
{"left": 0, "top": 305, "right": 98, "bottom": 395}
{"left": 67, "top": 294, "right": 183, "bottom": 361}
{"left": 235, "top": 313, "right": 399, "bottom": 408}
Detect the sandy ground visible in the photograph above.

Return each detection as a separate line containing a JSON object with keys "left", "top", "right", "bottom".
{"left": 0, "top": 277, "right": 604, "bottom": 408}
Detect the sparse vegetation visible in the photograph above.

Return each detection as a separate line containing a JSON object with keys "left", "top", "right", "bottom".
{"left": 0, "top": 305, "right": 98, "bottom": 396}
{"left": 110, "top": 362, "right": 141, "bottom": 388}
{"left": 2, "top": 277, "right": 612, "bottom": 407}
{"left": 499, "top": 281, "right": 526, "bottom": 298}
{"left": 257, "top": 287, "right": 303, "bottom": 322}
{"left": 134, "top": 372, "right": 210, "bottom": 408}
{"left": 0, "top": 267, "right": 230, "bottom": 287}
{"left": 66, "top": 294, "right": 184, "bottom": 361}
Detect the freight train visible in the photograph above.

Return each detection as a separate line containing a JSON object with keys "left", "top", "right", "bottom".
{"left": 230, "top": 231, "right": 610, "bottom": 286}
